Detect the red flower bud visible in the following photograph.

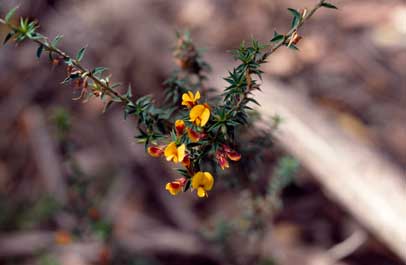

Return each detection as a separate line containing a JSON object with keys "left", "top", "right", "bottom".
{"left": 187, "top": 128, "right": 206, "bottom": 142}
{"left": 182, "top": 154, "right": 191, "bottom": 168}
{"left": 175, "top": 120, "right": 185, "bottom": 135}
{"left": 147, "top": 146, "right": 164, "bottom": 157}
{"left": 226, "top": 150, "right": 241, "bottom": 161}
{"left": 216, "top": 150, "right": 229, "bottom": 170}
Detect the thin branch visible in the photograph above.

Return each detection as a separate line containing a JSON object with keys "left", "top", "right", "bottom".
{"left": 262, "top": 0, "right": 327, "bottom": 60}
{"left": 230, "top": 0, "right": 328, "bottom": 116}
{"left": 0, "top": 18, "right": 132, "bottom": 105}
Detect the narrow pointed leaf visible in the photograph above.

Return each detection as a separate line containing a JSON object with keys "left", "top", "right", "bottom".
{"left": 321, "top": 2, "right": 338, "bottom": 9}
{"left": 3, "top": 31, "right": 14, "bottom": 45}
{"left": 51, "top": 35, "right": 63, "bottom": 47}
{"left": 92, "top": 67, "right": 107, "bottom": 76}
{"left": 270, "top": 33, "right": 284, "bottom": 43}
{"left": 288, "top": 8, "right": 301, "bottom": 28}
{"left": 76, "top": 47, "right": 86, "bottom": 61}
{"left": 125, "top": 84, "right": 133, "bottom": 99}
{"left": 36, "top": 44, "right": 44, "bottom": 58}
{"left": 102, "top": 100, "right": 114, "bottom": 113}
{"left": 5, "top": 6, "right": 19, "bottom": 23}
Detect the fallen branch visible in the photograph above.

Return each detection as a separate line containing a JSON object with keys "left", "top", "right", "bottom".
{"left": 210, "top": 57, "right": 406, "bottom": 262}
{"left": 0, "top": 231, "right": 54, "bottom": 257}
{"left": 21, "top": 106, "right": 67, "bottom": 204}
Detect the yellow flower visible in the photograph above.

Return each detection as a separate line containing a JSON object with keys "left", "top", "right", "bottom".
{"left": 182, "top": 91, "right": 200, "bottom": 108}
{"left": 164, "top": 142, "right": 186, "bottom": 163}
{"left": 191, "top": 171, "right": 214, "bottom": 198}
{"left": 190, "top": 104, "right": 210, "bottom": 127}
{"left": 165, "top": 177, "right": 187, "bottom": 196}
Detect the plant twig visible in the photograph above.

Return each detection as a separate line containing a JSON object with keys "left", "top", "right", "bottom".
{"left": 0, "top": 18, "right": 132, "bottom": 105}
{"left": 262, "top": 0, "right": 327, "bottom": 61}
{"left": 230, "top": 0, "right": 328, "bottom": 116}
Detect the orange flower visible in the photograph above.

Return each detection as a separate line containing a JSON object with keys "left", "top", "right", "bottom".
{"left": 190, "top": 104, "right": 210, "bottom": 127}
{"left": 164, "top": 142, "right": 186, "bottom": 163}
{"left": 147, "top": 146, "right": 164, "bottom": 158}
{"left": 216, "top": 145, "right": 241, "bottom": 169}
{"left": 187, "top": 128, "right": 205, "bottom": 142}
{"left": 226, "top": 150, "right": 241, "bottom": 161}
{"left": 166, "top": 177, "right": 187, "bottom": 195}
{"left": 222, "top": 144, "right": 241, "bottom": 161}
{"left": 182, "top": 91, "right": 200, "bottom": 108}
{"left": 55, "top": 230, "right": 72, "bottom": 245}
{"left": 175, "top": 119, "right": 185, "bottom": 135}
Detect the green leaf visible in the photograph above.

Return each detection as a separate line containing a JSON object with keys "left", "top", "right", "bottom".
{"left": 30, "top": 32, "right": 44, "bottom": 40}
{"left": 288, "top": 8, "right": 301, "bottom": 29}
{"left": 76, "top": 47, "right": 86, "bottom": 61}
{"left": 287, "top": 8, "right": 301, "bottom": 18}
{"left": 102, "top": 100, "right": 114, "bottom": 113}
{"left": 51, "top": 35, "right": 63, "bottom": 47}
{"left": 125, "top": 84, "right": 133, "bottom": 99}
{"left": 110, "top": 83, "right": 121, "bottom": 89}
{"left": 270, "top": 32, "right": 284, "bottom": 43}
{"left": 61, "top": 72, "right": 80, "bottom": 84}
{"left": 321, "top": 2, "right": 338, "bottom": 9}
{"left": 36, "top": 44, "right": 44, "bottom": 59}
{"left": 48, "top": 51, "right": 54, "bottom": 62}
{"left": 19, "top": 17, "right": 28, "bottom": 32}
{"left": 183, "top": 179, "right": 191, "bottom": 192}
{"left": 287, "top": 43, "right": 299, "bottom": 50}
{"left": 5, "top": 6, "right": 19, "bottom": 23}
{"left": 64, "top": 58, "right": 73, "bottom": 66}
{"left": 3, "top": 31, "right": 14, "bottom": 45}
{"left": 247, "top": 97, "right": 260, "bottom": 106}
{"left": 91, "top": 67, "right": 107, "bottom": 76}
{"left": 176, "top": 168, "right": 189, "bottom": 177}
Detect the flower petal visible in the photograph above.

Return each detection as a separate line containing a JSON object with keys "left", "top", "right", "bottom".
{"left": 177, "top": 144, "right": 186, "bottom": 163}
{"left": 197, "top": 187, "right": 206, "bottom": 197}
{"left": 194, "top": 91, "right": 201, "bottom": 101}
{"left": 190, "top": 104, "right": 204, "bottom": 121}
{"left": 182, "top": 155, "right": 191, "bottom": 168}
{"left": 191, "top": 172, "right": 204, "bottom": 189}
{"left": 227, "top": 150, "right": 241, "bottom": 161}
{"left": 191, "top": 171, "right": 214, "bottom": 198}
{"left": 164, "top": 142, "right": 177, "bottom": 161}
{"left": 190, "top": 104, "right": 210, "bottom": 127}
{"left": 147, "top": 146, "right": 163, "bottom": 157}
{"left": 200, "top": 107, "right": 210, "bottom": 127}
{"left": 203, "top": 172, "right": 214, "bottom": 190}
{"left": 187, "top": 128, "right": 200, "bottom": 142}
{"left": 166, "top": 182, "right": 180, "bottom": 195}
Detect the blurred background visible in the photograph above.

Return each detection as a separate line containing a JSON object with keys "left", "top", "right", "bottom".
{"left": 0, "top": 0, "right": 405, "bottom": 265}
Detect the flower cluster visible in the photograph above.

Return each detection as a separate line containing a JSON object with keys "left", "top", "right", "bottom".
{"left": 147, "top": 90, "right": 241, "bottom": 197}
